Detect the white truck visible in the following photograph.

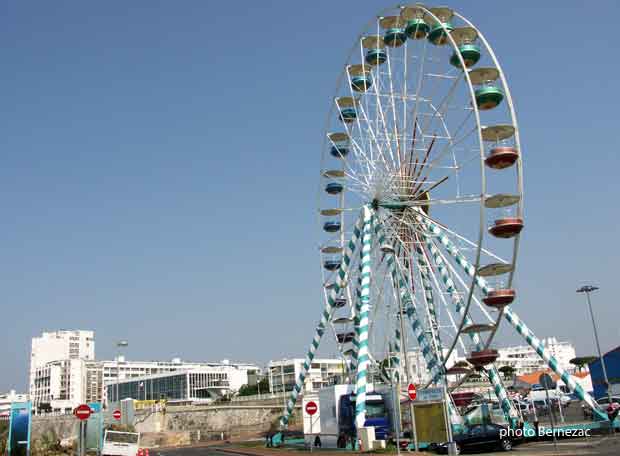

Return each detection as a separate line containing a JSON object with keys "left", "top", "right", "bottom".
{"left": 102, "top": 430, "right": 140, "bottom": 456}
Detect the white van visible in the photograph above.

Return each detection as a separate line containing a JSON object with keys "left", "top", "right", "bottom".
{"left": 102, "top": 430, "right": 140, "bottom": 456}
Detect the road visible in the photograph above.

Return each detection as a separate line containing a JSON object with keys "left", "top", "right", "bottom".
{"left": 154, "top": 446, "right": 231, "bottom": 456}
{"left": 155, "top": 437, "right": 620, "bottom": 456}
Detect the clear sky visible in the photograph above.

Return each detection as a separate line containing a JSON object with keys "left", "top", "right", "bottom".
{"left": 1, "top": 1, "right": 619, "bottom": 392}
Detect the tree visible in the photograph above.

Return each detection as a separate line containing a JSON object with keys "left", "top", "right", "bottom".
{"left": 238, "top": 378, "right": 270, "bottom": 396}
{"left": 499, "top": 365, "right": 516, "bottom": 380}
{"left": 570, "top": 356, "right": 598, "bottom": 372}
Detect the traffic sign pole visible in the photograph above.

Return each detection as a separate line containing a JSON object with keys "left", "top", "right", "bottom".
{"left": 310, "top": 411, "right": 313, "bottom": 453}
{"left": 406, "top": 383, "right": 418, "bottom": 452}
{"left": 305, "top": 402, "right": 318, "bottom": 452}
{"left": 539, "top": 374, "right": 557, "bottom": 452}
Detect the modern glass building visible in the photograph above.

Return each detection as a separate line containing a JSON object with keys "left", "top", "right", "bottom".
{"left": 107, "top": 369, "right": 231, "bottom": 403}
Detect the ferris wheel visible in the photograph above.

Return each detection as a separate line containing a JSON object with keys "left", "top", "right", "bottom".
{"left": 279, "top": 4, "right": 606, "bottom": 432}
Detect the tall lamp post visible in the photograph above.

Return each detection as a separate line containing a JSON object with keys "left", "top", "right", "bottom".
{"left": 576, "top": 286, "right": 612, "bottom": 407}
{"left": 116, "top": 340, "right": 128, "bottom": 406}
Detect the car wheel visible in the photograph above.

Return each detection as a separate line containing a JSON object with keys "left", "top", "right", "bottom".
{"left": 501, "top": 439, "right": 512, "bottom": 451}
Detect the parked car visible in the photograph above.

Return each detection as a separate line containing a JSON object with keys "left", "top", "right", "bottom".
{"left": 512, "top": 399, "right": 529, "bottom": 413}
{"left": 582, "top": 396, "right": 620, "bottom": 419}
{"left": 434, "top": 423, "right": 512, "bottom": 454}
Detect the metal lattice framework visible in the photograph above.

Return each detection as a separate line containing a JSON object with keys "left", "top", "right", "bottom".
{"left": 279, "top": 3, "right": 607, "bottom": 432}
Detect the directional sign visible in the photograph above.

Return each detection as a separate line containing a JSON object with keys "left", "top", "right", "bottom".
{"left": 112, "top": 409, "right": 121, "bottom": 421}
{"left": 305, "top": 401, "right": 318, "bottom": 416}
{"left": 74, "top": 404, "right": 92, "bottom": 421}
{"left": 407, "top": 383, "right": 417, "bottom": 401}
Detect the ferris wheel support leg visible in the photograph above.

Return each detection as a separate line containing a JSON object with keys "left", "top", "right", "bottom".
{"left": 391, "top": 327, "right": 402, "bottom": 384}
{"left": 413, "top": 243, "right": 444, "bottom": 362}
{"left": 350, "top": 264, "right": 363, "bottom": 380}
{"left": 422, "top": 218, "right": 608, "bottom": 422}
{"left": 503, "top": 308, "right": 607, "bottom": 421}
{"left": 354, "top": 205, "right": 374, "bottom": 430}
{"left": 278, "top": 214, "right": 365, "bottom": 430}
{"left": 373, "top": 219, "right": 444, "bottom": 383}
{"left": 372, "top": 218, "right": 462, "bottom": 425}
{"left": 422, "top": 232, "right": 518, "bottom": 425}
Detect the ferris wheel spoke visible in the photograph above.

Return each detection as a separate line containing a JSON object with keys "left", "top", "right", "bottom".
{"left": 413, "top": 234, "right": 444, "bottom": 356}
{"left": 413, "top": 209, "right": 509, "bottom": 264}
{"left": 355, "top": 100, "right": 398, "bottom": 173}
{"left": 418, "top": 240, "right": 469, "bottom": 354}
{"left": 431, "top": 239, "right": 496, "bottom": 324}
{"left": 424, "top": 121, "right": 478, "bottom": 177}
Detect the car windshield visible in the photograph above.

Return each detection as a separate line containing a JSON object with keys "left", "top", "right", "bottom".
{"left": 366, "top": 400, "right": 386, "bottom": 418}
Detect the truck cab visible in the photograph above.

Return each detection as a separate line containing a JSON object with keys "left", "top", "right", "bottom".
{"left": 338, "top": 393, "right": 390, "bottom": 441}
{"left": 316, "top": 384, "right": 391, "bottom": 448}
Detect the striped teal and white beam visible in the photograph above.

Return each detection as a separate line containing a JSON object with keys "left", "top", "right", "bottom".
{"left": 391, "top": 326, "right": 402, "bottom": 384}
{"left": 372, "top": 220, "right": 444, "bottom": 384}
{"left": 354, "top": 205, "right": 374, "bottom": 429}
{"left": 373, "top": 218, "right": 462, "bottom": 425}
{"left": 413, "top": 242, "right": 443, "bottom": 360}
{"left": 349, "top": 263, "right": 363, "bottom": 376}
{"left": 279, "top": 211, "right": 365, "bottom": 428}
{"left": 420, "top": 228, "right": 518, "bottom": 423}
{"left": 419, "top": 215, "right": 607, "bottom": 421}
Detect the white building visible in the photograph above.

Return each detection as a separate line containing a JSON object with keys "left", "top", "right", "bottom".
{"left": 105, "top": 361, "right": 259, "bottom": 403}
{"left": 102, "top": 357, "right": 257, "bottom": 389}
{"left": 30, "top": 330, "right": 95, "bottom": 372}
{"left": 30, "top": 358, "right": 102, "bottom": 413}
{"left": 493, "top": 337, "right": 576, "bottom": 376}
{"left": 268, "top": 358, "right": 346, "bottom": 394}
{"left": 29, "top": 330, "right": 96, "bottom": 413}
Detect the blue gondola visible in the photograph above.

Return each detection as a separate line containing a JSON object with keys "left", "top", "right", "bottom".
{"left": 339, "top": 107, "right": 357, "bottom": 123}
{"left": 365, "top": 49, "right": 387, "bottom": 66}
{"left": 330, "top": 145, "right": 349, "bottom": 158}
{"left": 351, "top": 74, "right": 372, "bottom": 92}
{"left": 323, "top": 221, "right": 341, "bottom": 232}
{"left": 337, "top": 332, "right": 356, "bottom": 344}
{"left": 324, "top": 260, "right": 341, "bottom": 271}
{"left": 325, "top": 183, "right": 344, "bottom": 195}
{"left": 384, "top": 28, "right": 407, "bottom": 47}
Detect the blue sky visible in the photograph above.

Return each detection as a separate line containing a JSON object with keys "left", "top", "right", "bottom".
{"left": 1, "top": 1, "right": 619, "bottom": 391}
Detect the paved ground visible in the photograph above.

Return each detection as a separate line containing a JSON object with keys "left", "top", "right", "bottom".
{"left": 152, "top": 435, "right": 620, "bottom": 456}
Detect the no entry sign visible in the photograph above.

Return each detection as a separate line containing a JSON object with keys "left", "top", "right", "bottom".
{"left": 113, "top": 409, "right": 122, "bottom": 420}
{"left": 74, "top": 404, "right": 92, "bottom": 421}
{"left": 305, "top": 401, "right": 318, "bottom": 416}
{"left": 407, "top": 383, "right": 417, "bottom": 401}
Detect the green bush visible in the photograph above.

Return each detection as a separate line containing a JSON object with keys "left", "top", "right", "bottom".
{"left": 0, "top": 420, "right": 9, "bottom": 455}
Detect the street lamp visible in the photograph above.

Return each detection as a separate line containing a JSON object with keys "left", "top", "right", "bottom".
{"left": 576, "top": 286, "right": 612, "bottom": 407}
{"left": 116, "top": 340, "right": 128, "bottom": 406}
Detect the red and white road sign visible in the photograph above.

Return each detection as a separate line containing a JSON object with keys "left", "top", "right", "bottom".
{"left": 407, "top": 383, "right": 417, "bottom": 401}
{"left": 74, "top": 404, "right": 92, "bottom": 421}
{"left": 113, "top": 409, "right": 122, "bottom": 420}
{"left": 305, "top": 401, "right": 318, "bottom": 416}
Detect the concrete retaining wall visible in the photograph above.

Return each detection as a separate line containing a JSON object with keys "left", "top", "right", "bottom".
{"left": 29, "top": 403, "right": 301, "bottom": 449}
{"left": 31, "top": 415, "right": 79, "bottom": 443}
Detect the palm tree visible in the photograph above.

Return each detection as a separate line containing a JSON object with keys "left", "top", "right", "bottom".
{"left": 498, "top": 365, "right": 516, "bottom": 381}
{"left": 569, "top": 356, "right": 597, "bottom": 373}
